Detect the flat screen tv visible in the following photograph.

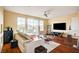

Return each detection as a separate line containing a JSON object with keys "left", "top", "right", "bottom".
{"left": 53, "top": 23, "right": 66, "bottom": 30}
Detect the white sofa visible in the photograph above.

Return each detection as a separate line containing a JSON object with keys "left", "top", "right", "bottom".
{"left": 15, "top": 33, "right": 30, "bottom": 53}
{"left": 15, "top": 33, "right": 60, "bottom": 53}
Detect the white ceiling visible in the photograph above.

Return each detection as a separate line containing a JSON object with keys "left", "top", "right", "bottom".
{"left": 4, "top": 6, "right": 79, "bottom": 19}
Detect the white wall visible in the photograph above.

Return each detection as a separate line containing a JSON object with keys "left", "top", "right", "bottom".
{"left": 69, "top": 17, "right": 79, "bottom": 36}
{"left": 48, "top": 17, "right": 71, "bottom": 33}
{"left": 71, "top": 17, "right": 79, "bottom": 31}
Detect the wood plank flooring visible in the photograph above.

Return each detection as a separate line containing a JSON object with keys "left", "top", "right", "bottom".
{"left": 51, "top": 36, "right": 77, "bottom": 47}
{"left": 1, "top": 43, "right": 21, "bottom": 53}
{"left": 47, "top": 35, "right": 77, "bottom": 46}
{"left": 50, "top": 45, "right": 79, "bottom": 53}
{"left": 48, "top": 36, "right": 79, "bottom": 53}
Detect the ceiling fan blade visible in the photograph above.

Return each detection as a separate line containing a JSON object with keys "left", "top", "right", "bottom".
{"left": 44, "top": 13, "right": 48, "bottom": 17}
{"left": 43, "top": 11, "right": 48, "bottom": 17}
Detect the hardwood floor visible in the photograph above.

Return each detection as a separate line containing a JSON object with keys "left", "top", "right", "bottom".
{"left": 1, "top": 43, "right": 21, "bottom": 53}
{"left": 47, "top": 35, "right": 77, "bottom": 47}
{"left": 50, "top": 45, "right": 79, "bottom": 53}
{"left": 47, "top": 36, "right": 79, "bottom": 53}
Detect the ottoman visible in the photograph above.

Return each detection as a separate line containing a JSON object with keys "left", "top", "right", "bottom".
{"left": 10, "top": 39, "right": 18, "bottom": 48}
{"left": 34, "top": 45, "right": 47, "bottom": 53}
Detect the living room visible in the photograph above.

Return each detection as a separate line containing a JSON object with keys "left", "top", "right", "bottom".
{"left": 0, "top": 6, "right": 79, "bottom": 53}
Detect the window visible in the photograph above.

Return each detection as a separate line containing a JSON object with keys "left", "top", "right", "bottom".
{"left": 27, "top": 18, "right": 44, "bottom": 35}
{"left": 27, "top": 19, "right": 34, "bottom": 32}
{"left": 17, "top": 17, "right": 44, "bottom": 35}
{"left": 17, "top": 17, "right": 26, "bottom": 32}
{"left": 33, "top": 20, "right": 39, "bottom": 33}
{"left": 27, "top": 18, "right": 39, "bottom": 35}
{"left": 39, "top": 20, "right": 44, "bottom": 31}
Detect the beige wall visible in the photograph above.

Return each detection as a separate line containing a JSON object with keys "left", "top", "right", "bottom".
{"left": 48, "top": 12, "right": 79, "bottom": 33}
{"left": 0, "top": 7, "right": 4, "bottom": 24}
{"left": 0, "top": 7, "right": 4, "bottom": 33}
{"left": 4, "top": 10, "right": 48, "bottom": 34}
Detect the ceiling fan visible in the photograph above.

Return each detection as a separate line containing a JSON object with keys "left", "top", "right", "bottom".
{"left": 43, "top": 9, "right": 53, "bottom": 17}
{"left": 43, "top": 11, "right": 48, "bottom": 17}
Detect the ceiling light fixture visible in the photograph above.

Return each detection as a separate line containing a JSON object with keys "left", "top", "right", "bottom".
{"left": 43, "top": 9, "right": 54, "bottom": 18}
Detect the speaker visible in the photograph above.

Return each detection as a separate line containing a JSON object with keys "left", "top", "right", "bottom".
{"left": 3, "top": 27, "right": 13, "bottom": 44}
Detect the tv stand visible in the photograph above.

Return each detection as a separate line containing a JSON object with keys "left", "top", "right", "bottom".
{"left": 47, "top": 32, "right": 64, "bottom": 37}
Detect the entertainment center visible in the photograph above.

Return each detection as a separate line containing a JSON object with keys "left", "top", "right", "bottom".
{"left": 47, "top": 22, "right": 66, "bottom": 37}
{"left": 48, "top": 32, "right": 64, "bottom": 37}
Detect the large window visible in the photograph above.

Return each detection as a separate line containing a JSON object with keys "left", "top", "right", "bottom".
{"left": 27, "top": 19, "right": 34, "bottom": 32}
{"left": 17, "top": 17, "right": 44, "bottom": 35}
{"left": 17, "top": 17, "right": 26, "bottom": 32}
{"left": 40, "top": 20, "right": 44, "bottom": 31}
{"left": 27, "top": 18, "right": 44, "bottom": 35}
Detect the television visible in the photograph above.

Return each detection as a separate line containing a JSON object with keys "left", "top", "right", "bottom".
{"left": 53, "top": 23, "right": 66, "bottom": 30}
